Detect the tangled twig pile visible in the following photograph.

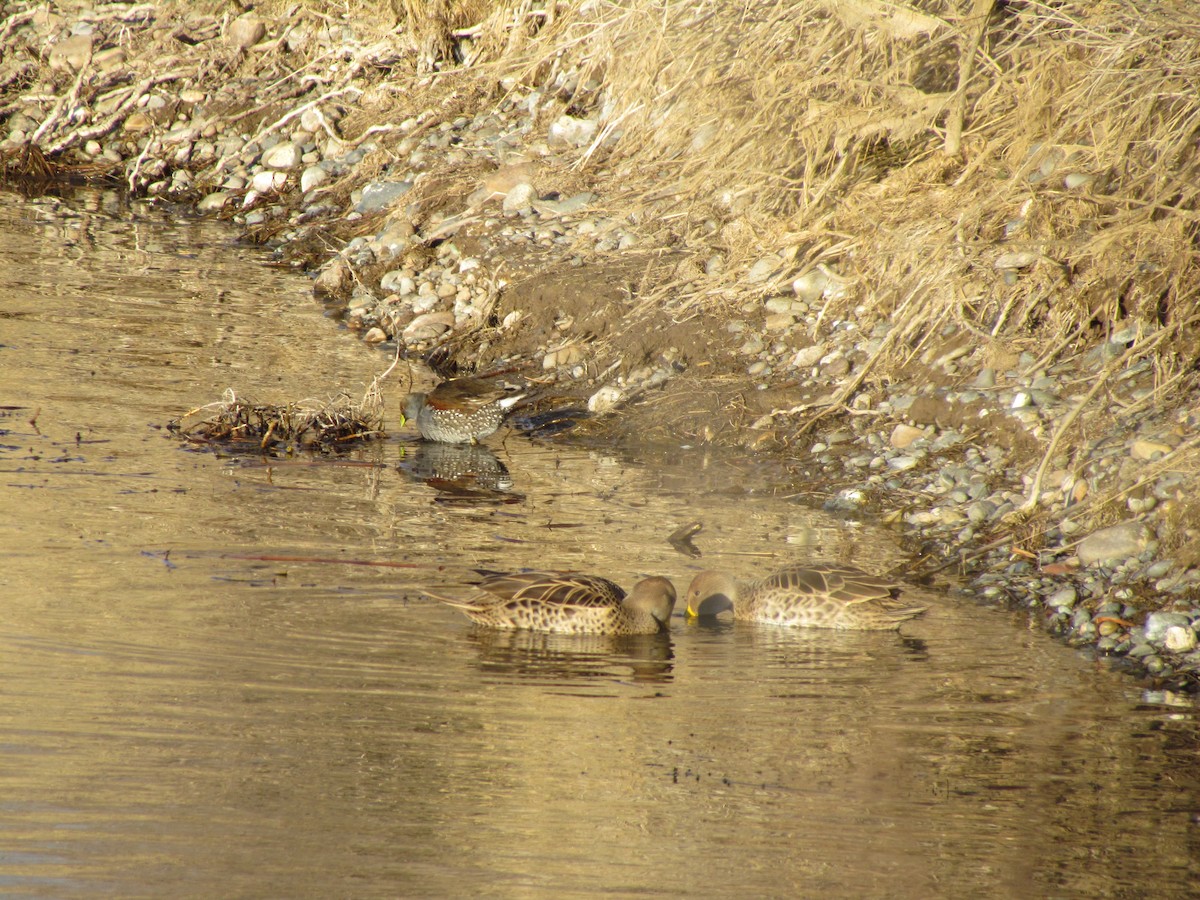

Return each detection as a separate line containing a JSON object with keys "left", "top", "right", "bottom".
{"left": 169, "top": 381, "right": 387, "bottom": 454}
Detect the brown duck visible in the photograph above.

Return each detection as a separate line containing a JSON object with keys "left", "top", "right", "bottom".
{"left": 430, "top": 571, "right": 677, "bottom": 635}
{"left": 404, "top": 376, "right": 525, "bottom": 443}
{"left": 685, "top": 562, "right": 926, "bottom": 630}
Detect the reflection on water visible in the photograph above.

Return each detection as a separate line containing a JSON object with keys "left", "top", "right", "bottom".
{"left": 466, "top": 628, "right": 676, "bottom": 686}
{"left": 398, "top": 440, "right": 520, "bottom": 502}
{"left": 1, "top": 189, "right": 1198, "bottom": 898}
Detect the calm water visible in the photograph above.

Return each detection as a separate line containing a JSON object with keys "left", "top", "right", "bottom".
{"left": 1, "top": 189, "right": 1197, "bottom": 898}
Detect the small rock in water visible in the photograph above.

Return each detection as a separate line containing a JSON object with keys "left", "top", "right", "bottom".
{"left": 314, "top": 259, "right": 351, "bottom": 295}
{"left": 197, "top": 192, "right": 230, "bottom": 212}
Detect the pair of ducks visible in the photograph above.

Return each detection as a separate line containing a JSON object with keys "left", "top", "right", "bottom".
{"left": 407, "top": 378, "right": 927, "bottom": 634}
{"left": 432, "top": 563, "right": 927, "bottom": 635}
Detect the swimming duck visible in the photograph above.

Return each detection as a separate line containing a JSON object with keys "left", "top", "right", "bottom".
{"left": 685, "top": 562, "right": 925, "bottom": 630}
{"left": 430, "top": 571, "right": 677, "bottom": 635}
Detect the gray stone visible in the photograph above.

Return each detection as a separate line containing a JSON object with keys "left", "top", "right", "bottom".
{"left": 300, "top": 165, "right": 328, "bottom": 192}
{"left": 1144, "top": 611, "right": 1193, "bottom": 643}
{"left": 747, "top": 255, "right": 782, "bottom": 284}
{"left": 548, "top": 115, "right": 597, "bottom": 148}
{"left": 1163, "top": 626, "right": 1198, "bottom": 653}
{"left": 502, "top": 182, "right": 536, "bottom": 215}
{"left": 533, "top": 192, "right": 595, "bottom": 217}
{"left": 1048, "top": 587, "right": 1078, "bottom": 611}
{"left": 262, "top": 141, "right": 300, "bottom": 169}
{"left": 1077, "top": 522, "right": 1151, "bottom": 566}
{"left": 356, "top": 181, "right": 413, "bottom": 214}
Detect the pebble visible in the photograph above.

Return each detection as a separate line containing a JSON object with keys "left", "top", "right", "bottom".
{"left": 356, "top": 181, "right": 413, "bottom": 214}
{"left": 548, "top": 115, "right": 597, "bottom": 148}
{"left": 588, "top": 385, "right": 625, "bottom": 413}
{"left": 1144, "top": 612, "right": 1193, "bottom": 643}
{"left": 262, "top": 142, "right": 300, "bottom": 169}
{"left": 403, "top": 311, "right": 454, "bottom": 343}
{"left": 1048, "top": 587, "right": 1077, "bottom": 611}
{"left": 1163, "top": 626, "right": 1197, "bottom": 653}
{"left": 300, "top": 165, "right": 328, "bottom": 192}
{"left": 1130, "top": 439, "right": 1172, "bottom": 460}
{"left": 994, "top": 250, "right": 1039, "bottom": 269}
{"left": 502, "top": 182, "right": 536, "bottom": 216}
{"left": 1076, "top": 522, "right": 1151, "bottom": 566}
{"left": 228, "top": 15, "right": 266, "bottom": 49}
{"left": 252, "top": 171, "right": 286, "bottom": 193}
{"left": 890, "top": 424, "right": 926, "bottom": 449}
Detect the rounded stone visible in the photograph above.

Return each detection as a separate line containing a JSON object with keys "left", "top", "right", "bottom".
{"left": 300, "top": 165, "right": 328, "bottom": 192}
{"left": 229, "top": 15, "right": 267, "bottom": 49}
{"left": 1163, "top": 626, "right": 1198, "bottom": 653}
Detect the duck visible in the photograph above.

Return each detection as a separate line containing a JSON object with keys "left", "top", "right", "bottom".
{"left": 404, "top": 376, "right": 525, "bottom": 443}
{"left": 429, "top": 570, "right": 677, "bottom": 635}
{"left": 684, "top": 562, "right": 925, "bottom": 630}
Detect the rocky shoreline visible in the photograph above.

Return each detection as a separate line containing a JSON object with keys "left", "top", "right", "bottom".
{"left": 3, "top": 1, "right": 1199, "bottom": 691}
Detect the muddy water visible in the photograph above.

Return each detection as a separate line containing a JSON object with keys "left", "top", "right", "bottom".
{"left": 1, "top": 189, "right": 1197, "bottom": 898}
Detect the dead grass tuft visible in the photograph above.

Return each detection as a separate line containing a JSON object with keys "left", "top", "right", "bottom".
{"left": 169, "top": 366, "right": 392, "bottom": 454}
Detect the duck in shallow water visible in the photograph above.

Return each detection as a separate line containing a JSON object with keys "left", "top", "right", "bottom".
{"left": 684, "top": 562, "right": 926, "bottom": 630}
{"left": 429, "top": 571, "right": 677, "bottom": 635}
{"left": 403, "top": 376, "right": 525, "bottom": 444}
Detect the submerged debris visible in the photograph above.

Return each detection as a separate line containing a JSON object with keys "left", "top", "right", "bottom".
{"left": 169, "top": 383, "right": 386, "bottom": 455}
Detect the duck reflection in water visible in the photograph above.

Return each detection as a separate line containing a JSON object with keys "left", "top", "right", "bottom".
{"left": 466, "top": 629, "right": 675, "bottom": 685}
{"left": 397, "top": 441, "right": 521, "bottom": 504}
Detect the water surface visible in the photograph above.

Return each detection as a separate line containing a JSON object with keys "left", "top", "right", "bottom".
{"left": 1, "top": 190, "right": 1197, "bottom": 898}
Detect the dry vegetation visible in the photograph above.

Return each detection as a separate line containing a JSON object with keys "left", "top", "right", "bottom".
{"left": 500, "top": 0, "right": 1200, "bottom": 366}
{"left": 385, "top": 0, "right": 1200, "bottom": 458}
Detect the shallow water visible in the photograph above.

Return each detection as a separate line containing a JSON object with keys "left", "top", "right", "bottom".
{"left": 1, "top": 189, "right": 1197, "bottom": 898}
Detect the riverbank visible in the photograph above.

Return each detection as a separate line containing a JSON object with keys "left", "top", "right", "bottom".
{"left": 4, "top": 0, "right": 1200, "bottom": 690}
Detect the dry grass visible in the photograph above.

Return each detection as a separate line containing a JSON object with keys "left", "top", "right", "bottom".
{"left": 478, "top": 1, "right": 1200, "bottom": 368}
{"left": 169, "top": 371, "right": 390, "bottom": 454}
